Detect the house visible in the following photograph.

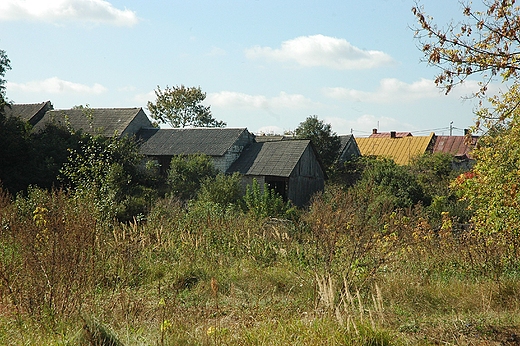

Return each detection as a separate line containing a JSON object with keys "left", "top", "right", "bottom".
{"left": 32, "top": 107, "right": 153, "bottom": 137}
{"left": 226, "top": 140, "right": 326, "bottom": 207}
{"left": 137, "top": 127, "right": 255, "bottom": 174}
{"left": 369, "top": 129, "right": 413, "bottom": 138}
{"left": 338, "top": 134, "right": 361, "bottom": 163}
{"left": 355, "top": 133, "right": 435, "bottom": 165}
{"left": 432, "top": 132, "right": 478, "bottom": 169}
{"left": 4, "top": 101, "right": 53, "bottom": 126}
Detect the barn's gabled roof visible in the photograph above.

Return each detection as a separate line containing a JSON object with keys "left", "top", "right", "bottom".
{"left": 227, "top": 140, "right": 312, "bottom": 177}
{"left": 433, "top": 135, "right": 478, "bottom": 159}
{"left": 4, "top": 101, "right": 52, "bottom": 125}
{"left": 32, "top": 107, "right": 147, "bottom": 137}
{"left": 356, "top": 133, "right": 435, "bottom": 165}
{"left": 137, "top": 127, "right": 249, "bottom": 157}
{"left": 338, "top": 134, "right": 361, "bottom": 161}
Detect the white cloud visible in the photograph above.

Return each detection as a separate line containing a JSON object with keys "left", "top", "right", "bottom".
{"left": 256, "top": 125, "right": 284, "bottom": 136}
{"left": 207, "top": 91, "right": 319, "bottom": 110}
{"left": 245, "top": 34, "right": 394, "bottom": 70}
{"left": 324, "top": 78, "right": 443, "bottom": 103}
{"left": 7, "top": 77, "right": 107, "bottom": 94}
{"left": 324, "top": 78, "right": 493, "bottom": 104}
{"left": 0, "top": 0, "right": 139, "bottom": 26}
{"left": 134, "top": 90, "right": 155, "bottom": 104}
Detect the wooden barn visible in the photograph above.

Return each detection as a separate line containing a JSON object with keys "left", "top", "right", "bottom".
{"left": 32, "top": 107, "right": 153, "bottom": 137}
{"left": 338, "top": 134, "right": 361, "bottom": 163}
{"left": 4, "top": 101, "right": 53, "bottom": 126}
{"left": 137, "top": 127, "right": 255, "bottom": 174}
{"left": 227, "top": 139, "right": 326, "bottom": 207}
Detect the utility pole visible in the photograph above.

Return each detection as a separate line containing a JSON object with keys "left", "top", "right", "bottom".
{"left": 449, "top": 121, "right": 453, "bottom": 136}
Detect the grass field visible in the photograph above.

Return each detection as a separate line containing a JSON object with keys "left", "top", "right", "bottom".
{"left": 0, "top": 187, "right": 519, "bottom": 345}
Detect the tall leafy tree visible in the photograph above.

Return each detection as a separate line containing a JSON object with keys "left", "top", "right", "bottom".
{"left": 413, "top": 2, "right": 520, "bottom": 242}
{"left": 294, "top": 115, "right": 341, "bottom": 169}
{"left": 412, "top": 1, "right": 520, "bottom": 127}
{"left": 147, "top": 85, "right": 225, "bottom": 128}
{"left": 0, "top": 49, "right": 10, "bottom": 116}
{"left": 59, "top": 134, "right": 155, "bottom": 221}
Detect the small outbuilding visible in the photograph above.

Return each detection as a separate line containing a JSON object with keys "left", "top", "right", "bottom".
{"left": 338, "top": 134, "right": 361, "bottom": 163}
{"left": 227, "top": 139, "right": 326, "bottom": 207}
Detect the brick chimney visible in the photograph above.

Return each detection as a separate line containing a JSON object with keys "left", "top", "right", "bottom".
{"left": 390, "top": 131, "right": 396, "bottom": 138}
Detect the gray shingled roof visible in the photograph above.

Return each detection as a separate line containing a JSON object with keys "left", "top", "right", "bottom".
{"left": 32, "top": 107, "right": 145, "bottom": 136}
{"left": 339, "top": 134, "right": 354, "bottom": 151}
{"left": 227, "top": 140, "right": 311, "bottom": 177}
{"left": 138, "top": 128, "right": 248, "bottom": 156}
{"left": 4, "top": 101, "right": 52, "bottom": 124}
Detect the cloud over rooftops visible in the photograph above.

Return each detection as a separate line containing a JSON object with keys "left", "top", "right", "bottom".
{"left": 245, "top": 34, "right": 394, "bottom": 70}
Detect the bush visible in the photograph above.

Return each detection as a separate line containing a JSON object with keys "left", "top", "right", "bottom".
{"left": 167, "top": 154, "right": 218, "bottom": 201}
{"left": 243, "top": 179, "right": 294, "bottom": 219}
{"left": 196, "top": 172, "right": 243, "bottom": 208}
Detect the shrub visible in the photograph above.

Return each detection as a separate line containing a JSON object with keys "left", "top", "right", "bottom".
{"left": 243, "top": 179, "right": 293, "bottom": 219}
{"left": 167, "top": 154, "right": 218, "bottom": 201}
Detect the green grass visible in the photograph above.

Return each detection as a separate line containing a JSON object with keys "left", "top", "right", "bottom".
{"left": 1, "top": 189, "right": 520, "bottom": 345}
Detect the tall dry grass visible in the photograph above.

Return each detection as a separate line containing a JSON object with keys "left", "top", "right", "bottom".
{"left": 0, "top": 186, "right": 519, "bottom": 344}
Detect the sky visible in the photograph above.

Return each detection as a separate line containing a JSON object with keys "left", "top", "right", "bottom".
{"left": 0, "top": 0, "right": 492, "bottom": 137}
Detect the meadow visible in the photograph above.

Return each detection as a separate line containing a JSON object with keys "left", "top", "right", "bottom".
{"left": 0, "top": 182, "right": 519, "bottom": 346}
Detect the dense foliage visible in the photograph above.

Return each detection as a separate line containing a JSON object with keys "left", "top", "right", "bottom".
{"left": 167, "top": 153, "right": 219, "bottom": 202}
{"left": 147, "top": 85, "right": 226, "bottom": 128}
{"left": 0, "top": 48, "right": 10, "bottom": 113}
{"left": 414, "top": 1, "right": 520, "bottom": 252}
{"left": 294, "top": 115, "right": 342, "bottom": 170}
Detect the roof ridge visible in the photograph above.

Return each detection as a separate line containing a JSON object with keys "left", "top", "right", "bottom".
{"left": 52, "top": 107, "right": 141, "bottom": 111}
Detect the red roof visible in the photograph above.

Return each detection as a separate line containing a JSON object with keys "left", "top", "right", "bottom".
{"left": 433, "top": 136, "right": 478, "bottom": 159}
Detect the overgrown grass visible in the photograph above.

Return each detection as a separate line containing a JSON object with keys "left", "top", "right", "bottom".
{"left": 0, "top": 187, "right": 520, "bottom": 345}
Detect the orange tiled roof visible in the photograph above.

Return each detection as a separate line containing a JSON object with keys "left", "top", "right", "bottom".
{"left": 356, "top": 133, "right": 435, "bottom": 165}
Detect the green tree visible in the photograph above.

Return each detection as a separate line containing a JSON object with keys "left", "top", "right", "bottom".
{"left": 147, "top": 85, "right": 225, "bottom": 128}
{"left": 59, "top": 133, "right": 155, "bottom": 221}
{"left": 412, "top": 1, "right": 520, "bottom": 127}
{"left": 0, "top": 49, "right": 10, "bottom": 116}
{"left": 453, "top": 87, "right": 520, "bottom": 236}
{"left": 0, "top": 117, "right": 33, "bottom": 193}
{"left": 167, "top": 154, "right": 219, "bottom": 201}
{"left": 294, "top": 115, "right": 341, "bottom": 170}
{"left": 413, "top": 1, "right": 520, "bottom": 242}
{"left": 357, "top": 157, "right": 428, "bottom": 210}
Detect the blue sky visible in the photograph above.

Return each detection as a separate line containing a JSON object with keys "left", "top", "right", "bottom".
{"left": 0, "top": 0, "right": 488, "bottom": 136}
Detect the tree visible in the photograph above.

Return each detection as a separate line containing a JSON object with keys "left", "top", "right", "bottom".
{"left": 0, "top": 49, "right": 10, "bottom": 116}
{"left": 147, "top": 85, "right": 226, "bottom": 128}
{"left": 357, "top": 157, "right": 428, "bottom": 210}
{"left": 413, "top": 1, "right": 520, "bottom": 245}
{"left": 59, "top": 133, "right": 155, "bottom": 221}
{"left": 294, "top": 115, "right": 341, "bottom": 169}
{"left": 412, "top": 1, "right": 520, "bottom": 127}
